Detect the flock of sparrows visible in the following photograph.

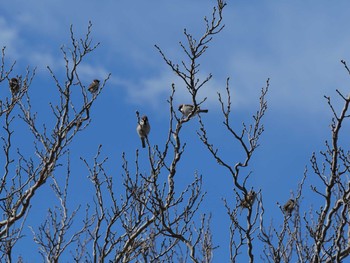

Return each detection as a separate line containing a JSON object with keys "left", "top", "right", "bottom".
{"left": 240, "top": 190, "right": 256, "bottom": 209}
{"left": 133, "top": 88, "right": 296, "bottom": 214}
{"left": 7, "top": 78, "right": 209, "bottom": 149}
{"left": 136, "top": 104, "right": 209, "bottom": 148}
{"left": 7, "top": 78, "right": 101, "bottom": 96}
{"left": 88, "top": 79, "right": 210, "bottom": 149}
{"left": 7, "top": 78, "right": 296, "bottom": 212}
{"left": 239, "top": 190, "right": 296, "bottom": 215}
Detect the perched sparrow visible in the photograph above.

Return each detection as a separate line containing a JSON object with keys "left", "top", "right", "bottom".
{"left": 240, "top": 190, "right": 256, "bottom": 209}
{"left": 88, "top": 79, "right": 100, "bottom": 93}
{"left": 178, "top": 104, "right": 208, "bottom": 117}
{"left": 9, "top": 77, "right": 20, "bottom": 94}
{"left": 136, "top": 115, "right": 151, "bottom": 148}
{"left": 283, "top": 199, "right": 295, "bottom": 215}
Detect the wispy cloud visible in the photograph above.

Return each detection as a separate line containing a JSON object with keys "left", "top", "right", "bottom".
{"left": 115, "top": 68, "right": 228, "bottom": 112}
{"left": 2, "top": 0, "right": 350, "bottom": 117}
{"left": 77, "top": 63, "right": 111, "bottom": 81}
{"left": 0, "top": 17, "right": 19, "bottom": 58}
{"left": 221, "top": 1, "right": 350, "bottom": 115}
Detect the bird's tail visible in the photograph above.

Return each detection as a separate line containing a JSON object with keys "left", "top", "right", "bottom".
{"left": 199, "top": 109, "right": 208, "bottom": 113}
{"left": 141, "top": 138, "right": 146, "bottom": 148}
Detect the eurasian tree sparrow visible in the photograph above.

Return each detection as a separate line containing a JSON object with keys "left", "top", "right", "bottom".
{"left": 240, "top": 190, "right": 256, "bottom": 209}
{"left": 9, "top": 77, "right": 20, "bottom": 94}
{"left": 283, "top": 198, "right": 295, "bottom": 215}
{"left": 136, "top": 115, "right": 150, "bottom": 148}
{"left": 88, "top": 79, "right": 100, "bottom": 93}
{"left": 178, "top": 104, "right": 208, "bottom": 117}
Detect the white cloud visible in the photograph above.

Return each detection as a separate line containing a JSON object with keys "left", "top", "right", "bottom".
{"left": 76, "top": 63, "right": 111, "bottom": 81}
{"left": 0, "top": 17, "right": 19, "bottom": 58}
{"left": 116, "top": 68, "right": 229, "bottom": 112}
{"left": 221, "top": 1, "right": 350, "bottom": 116}
{"left": 26, "top": 52, "right": 58, "bottom": 72}
{"left": 119, "top": 71, "right": 175, "bottom": 108}
{"left": 2, "top": 0, "right": 350, "bottom": 117}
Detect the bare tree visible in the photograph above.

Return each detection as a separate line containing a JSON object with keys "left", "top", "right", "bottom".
{"left": 197, "top": 77, "right": 269, "bottom": 262}
{"left": 0, "top": 21, "right": 109, "bottom": 261}
{"left": 244, "top": 60, "right": 350, "bottom": 263}
{"left": 0, "top": 51, "right": 35, "bottom": 261}
{"left": 1, "top": 1, "right": 227, "bottom": 260}
{"left": 163, "top": 1, "right": 350, "bottom": 262}
{"left": 60, "top": 1, "right": 227, "bottom": 262}
{"left": 3, "top": 1, "right": 350, "bottom": 263}
{"left": 79, "top": 145, "right": 206, "bottom": 262}
{"left": 29, "top": 153, "right": 94, "bottom": 263}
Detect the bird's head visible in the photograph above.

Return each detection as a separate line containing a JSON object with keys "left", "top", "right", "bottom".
{"left": 10, "top": 78, "right": 19, "bottom": 86}
{"left": 141, "top": 115, "right": 148, "bottom": 123}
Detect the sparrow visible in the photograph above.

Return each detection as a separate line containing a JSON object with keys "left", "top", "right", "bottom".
{"left": 178, "top": 104, "right": 208, "bottom": 117}
{"left": 136, "top": 115, "right": 150, "bottom": 148}
{"left": 9, "top": 77, "right": 20, "bottom": 94}
{"left": 240, "top": 190, "right": 256, "bottom": 209}
{"left": 88, "top": 79, "right": 100, "bottom": 93}
{"left": 283, "top": 199, "right": 295, "bottom": 215}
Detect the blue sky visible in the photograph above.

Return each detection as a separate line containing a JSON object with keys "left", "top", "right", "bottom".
{"left": 2, "top": 0, "right": 350, "bottom": 262}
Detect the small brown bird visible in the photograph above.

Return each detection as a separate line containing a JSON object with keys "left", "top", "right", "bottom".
{"left": 283, "top": 199, "right": 295, "bottom": 215}
{"left": 240, "top": 190, "right": 256, "bottom": 209}
{"left": 178, "top": 104, "right": 208, "bottom": 117}
{"left": 9, "top": 77, "right": 20, "bottom": 94}
{"left": 88, "top": 79, "right": 100, "bottom": 93}
{"left": 136, "top": 115, "right": 151, "bottom": 148}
